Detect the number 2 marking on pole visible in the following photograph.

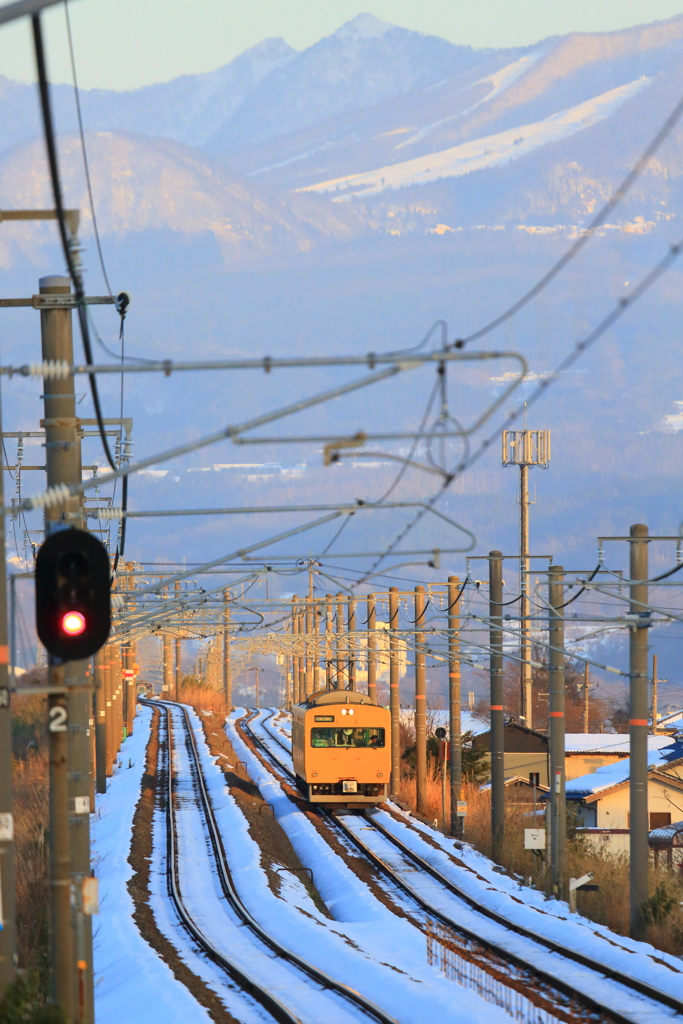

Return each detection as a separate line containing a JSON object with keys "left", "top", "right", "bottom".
{"left": 49, "top": 706, "right": 68, "bottom": 733}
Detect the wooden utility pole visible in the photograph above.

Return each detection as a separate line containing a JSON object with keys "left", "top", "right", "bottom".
{"left": 489, "top": 551, "right": 504, "bottom": 860}
{"left": 389, "top": 587, "right": 400, "bottom": 794}
{"left": 40, "top": 275, "right": 94, "bottom": 1021}
{"left": 223, "top": 590, "right": 232, "bottom": 711}
{"left": 448, "top": 577, "right": 462, "bottom": 836}
{"left": 367, "top": 594, "right": 377, "bottom": 703}
{"left": 415, "top": 586, "right": 427, "bottom": 815}
{"left": 630, "top": 524, "right": 649, "bottom": 941}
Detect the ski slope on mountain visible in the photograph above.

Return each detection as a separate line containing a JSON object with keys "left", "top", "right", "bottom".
{"left": 301, "top": 76, "right": 651, "bottom": 199}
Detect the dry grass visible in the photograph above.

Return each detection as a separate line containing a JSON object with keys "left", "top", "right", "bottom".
{"left": 171, "top": 682, "right": 229, "bottom": 719}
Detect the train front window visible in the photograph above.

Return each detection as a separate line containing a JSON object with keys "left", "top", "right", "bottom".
{"left": 310, "top": 727, "right": 385, "bottom": 748}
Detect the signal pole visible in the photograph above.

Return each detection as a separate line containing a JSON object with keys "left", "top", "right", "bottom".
{"left": 448, "top": 576, "right": 462, "bottom": 836}
{"left": 502, "top": 426, "right": 551, "bottom": 728}
{"left": 630, "top": 524, "right": 649, "bottom": 940}
{"left": 389, "top": 587, "right": 400, "bottom": 794}
{"left": 40, "top": 275, "right": 94, "bottom": 1020}
{"left": 489, "top": 551, "right": 504, "bottom": 860}
{"left": 0, "top": 376, "right": 16, "bottom": 994}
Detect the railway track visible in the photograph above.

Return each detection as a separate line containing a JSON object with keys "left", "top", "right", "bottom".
{"left": 140, "top": 698, "right": 399, "bottom": 1024}
{"left": 240, "top": 707, "right": 683, "bottom": 1024}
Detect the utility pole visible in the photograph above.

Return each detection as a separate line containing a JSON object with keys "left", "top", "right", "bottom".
{"left": 502, "top": 426, "right": 550, "bottom": 729}
{"left": 123, "top": 561, "right": 136, "bottom": 736}
{"left": 489, "top": 551, "right": 504, "bottom": 860}
{"left": 583, "top": 663, "right": 590, "bottom": 733}
{"left": 389, "top": 587, "right": 400, "bottom": 795}
{"left": 174, "top": 580, "right": 182, "bottom": 701}
{"left": 162, "top": 634, "right": 172, "bottom": 695}
{"left": 336, "top": 593, "right": 346, "bottom": 689}
{"left": 549, "top": 565, "right": 566, "bottom": 899}
{"left": 312, "top": 600, "right": 320, "bottom": 693}
{"left": 651, "top": 654, "right": 666, "bottom": 735}
{"left": 297, "top": 601, "right": 305, "bottom": 699}
{"left": 347, "top": 597, "right": 356, "bottom": 692}
{"left": 367, "top": 594, "right": 377, "bottom": 703}
{"left": 40, "top": 274, "right": 94, "bottom": 1021}
{"left": 630, "top": 524, "right": 649, "bottom": 941}
{"left": 448, "top": 576, "right": 462, "bottom": 836}
{"left": 325, "top": 594, "right": 333, "bottom": 690}
{"left": 0, "top": 376, "right": 16, "bottom": 994}
{"left": 249, "top": 666, "right": 260, "bottom": 708}
{"left": 304, "top": 596, "right": 313, "bottom": 699}
{"left": 223, "top": 590, "right": 232, "bottom": 711}
{"left": 291, "top": 596, "right": 299, "bottom": 703}
{"left": 94, "top": 649, "right": 106, "bottom": 793}
{"left": 415, "top": 586, "right": 427, "bottom": 816}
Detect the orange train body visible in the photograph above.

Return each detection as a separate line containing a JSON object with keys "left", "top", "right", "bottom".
{"left": 291, "top": 689, "right": 391, "bottom": 805}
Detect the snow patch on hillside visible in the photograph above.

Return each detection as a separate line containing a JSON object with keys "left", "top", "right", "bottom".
{"left": 302, "top": 77, "right": 651, "bottom": 199}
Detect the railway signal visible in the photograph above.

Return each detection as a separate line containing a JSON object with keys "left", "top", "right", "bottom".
{"left": 35, "top": 528, "right": 111, "bottom": 661}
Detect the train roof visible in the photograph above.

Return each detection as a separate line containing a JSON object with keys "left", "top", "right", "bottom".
{"left": 297, "top": 689, "right": 378, "bottom": 709}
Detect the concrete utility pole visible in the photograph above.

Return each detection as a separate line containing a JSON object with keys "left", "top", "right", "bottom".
{"left": 325, "top": 594, "right": 334, "bottom": 690}
{"left": 163, "top": 634, "right": 172, "bottom": 695}
{"left": 40, "top": 275, "right": 94, "bottom": 1021}
{"left": 389, "top": 587, "right": 400, "bottom": 794}
{"left": 367, "top": 594, "right": 377, "bottom": 703}
{"left": 630, "top": 524, "right": 649, "bottom": 941}
{"left": 123, "top": 561, "right": 136, "bottom": 736}
{"left": 549, "top": 566, "right": 566, "bottom": 898}
{"left": 336, "top": 593, "right": 346, "bottom": 689}
{"left": 347, "top": 597, "right": 356, "bottom": 692}
{"left": 583, "top": 663, "right": 590, "bottom": 733}
{"left": 0, "top": 379, "right": 16, "bottom": 994}
{"left": 223, "top": 591, "right": 232, "bottom": 711}
{"left": 489, "top": 551, "right": 505, "bottom": 860}
{"left": 415, "top": 586, "right": 427, "bottom": 816}
{"left": 312, "top": 601, "right": 320, "bottom": 693}
{"left": 249, "top": 666, "right": 260, "bottom": 709}
{"left": 94, "top": 649, "right": 107, "bottom": 794}
{"left": 291, "top": 596, "right": 299, "bottom": 703}
{"left": 304, "top": 597, "right": 313, "bottom": 699}
{"left": 502, "top": 426, "right": 551, "bottom": 729}
{"left": 651, "top": 654, "right": 666, "bottom": 735}
{"left": 448, "top": 576, "right": 462, "bottom": 836}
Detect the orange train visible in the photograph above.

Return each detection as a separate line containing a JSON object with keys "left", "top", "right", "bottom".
{"left": 291, "top": 690, "right": 391, "bottom": 805}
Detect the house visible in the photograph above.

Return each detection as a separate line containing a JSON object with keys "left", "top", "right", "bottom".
{"left": 473, "top": 721, "right": 677, "bottom": 788}
{"left": 473, "top": 721, "right": 549, "bottom": 785}
{"left": 564, "top": 737, "right": 683, "bottom": 855}
{"left": 564, "top": 733, "right": 675, "bottom": 779}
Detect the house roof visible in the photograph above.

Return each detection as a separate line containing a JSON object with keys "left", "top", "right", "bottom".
{"left": 565, "top": 738, "right": 683, "bottom": 801}
{"left": 564, "top": 733, "right": 676, "bottom": 755}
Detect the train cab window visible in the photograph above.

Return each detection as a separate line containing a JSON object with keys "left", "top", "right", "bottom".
{"left": 310, "top": 727, "right": 385, "bottom": 748}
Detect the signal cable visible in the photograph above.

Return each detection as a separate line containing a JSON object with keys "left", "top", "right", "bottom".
{"left": 32, "top": 14, "right": 128, "bottom": 563}
{"left": 458, "top": 86, "right": 683, "bottom": 347}
{"left": 359, "top": 234, "right": 683, "bottom": 586}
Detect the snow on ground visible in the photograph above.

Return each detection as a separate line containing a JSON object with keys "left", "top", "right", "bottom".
{"left": 257, "top": 708, "right": 683, "bottom": 1014}
{"left": 396, "top": 52, "right": 543, "bottom": 151}
{"left": 92, "top": 705, "right": 212, "bottom": 1024}
{"left": 300, "top": 77, "right": 650, "bottom": 199}
{"left": 223, "top": 708, "right": 513, "bottom": 1024}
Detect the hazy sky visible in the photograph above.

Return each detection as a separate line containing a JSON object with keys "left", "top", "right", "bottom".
{"left": 3, "top": 0, "right": 683, "bottom": 90}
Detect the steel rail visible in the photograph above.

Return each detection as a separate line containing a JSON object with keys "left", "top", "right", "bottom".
{"left": 244, "top": 710, "right": 683, "bottom": 1024}
{"left": 144, "top": 699, "right": 302, "bottom": 1024}
{"left": 144, "top": 698, "right": 398, "bottom": 1024}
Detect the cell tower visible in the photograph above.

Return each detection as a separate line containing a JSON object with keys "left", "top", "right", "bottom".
{"left": 502, "top": 418, "right": 551, "bottom": 730}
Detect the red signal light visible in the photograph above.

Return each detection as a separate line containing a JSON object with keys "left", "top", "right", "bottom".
{"left": 61, "top": 611, "right": 86, "bottom": 636}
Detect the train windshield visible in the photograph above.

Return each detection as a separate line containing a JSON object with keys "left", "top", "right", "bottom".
{"left": 310, "top": 727, "right": 385, "bottom": 748}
